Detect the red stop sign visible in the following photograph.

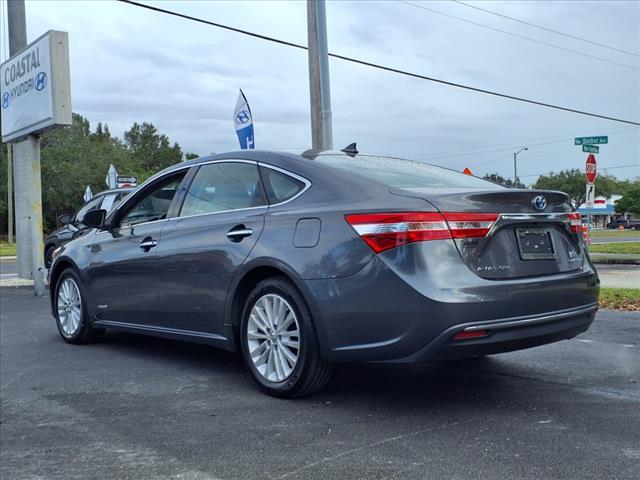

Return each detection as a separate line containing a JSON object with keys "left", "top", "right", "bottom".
{"left": 585, "top": 154, "right": 597, "bottom": 183}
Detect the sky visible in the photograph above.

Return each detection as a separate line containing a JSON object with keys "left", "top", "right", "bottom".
{"left": 1, "top": 0, "right": 639, "bottom": 185}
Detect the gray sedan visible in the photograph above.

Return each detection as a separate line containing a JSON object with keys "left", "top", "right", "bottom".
{"left": 48, "top": 148, "right": 599, "bottom": 397}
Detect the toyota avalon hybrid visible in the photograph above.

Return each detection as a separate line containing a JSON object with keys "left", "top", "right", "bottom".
{"left": 49, "top": 148, "right": 600, "bottom": 397}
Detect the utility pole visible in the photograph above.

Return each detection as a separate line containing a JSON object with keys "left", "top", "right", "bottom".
{"left": 8, "top": 0, "right": 45, "bottom": 295}
{"left": 307, "top": 0, "right": 333, "bottom": 150}
{"left": 513, "top": 147, "right": 528, "bottom": 187}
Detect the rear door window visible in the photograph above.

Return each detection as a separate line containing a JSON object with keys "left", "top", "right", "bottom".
{"left": 180, "top": 162, "right": 266, "bottom": 217}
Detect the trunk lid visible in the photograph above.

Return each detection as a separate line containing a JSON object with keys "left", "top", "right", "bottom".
{"left": 390, "top": 187, "right": 586, "bottom": 279}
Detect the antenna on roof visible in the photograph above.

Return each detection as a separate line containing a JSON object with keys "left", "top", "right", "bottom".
{"left": 341, "top": 143, "right": 358, "bottom": 157}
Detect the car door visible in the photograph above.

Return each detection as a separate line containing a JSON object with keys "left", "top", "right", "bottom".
{"left": 153, "top": 160, "right": 267, "bottom": 335}
{"left": 85, "top": 170, "right": 189, "bottom": 326}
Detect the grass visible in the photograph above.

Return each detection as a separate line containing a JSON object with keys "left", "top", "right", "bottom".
{"left": 600, "top": 288, "right": 640, "bottom": 311}
{"left": 589, "top": 229, "right": 638, "bottom": 238}
{"left": 589, "top": 242, "right": 640, "bottom": 255}
{"left": 0, "top": 241, "right": 17, "bottom": 257}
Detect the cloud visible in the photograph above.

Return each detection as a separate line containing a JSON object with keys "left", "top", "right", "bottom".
{"left": 8, "top": 0, "right": 638, "bottom": 182}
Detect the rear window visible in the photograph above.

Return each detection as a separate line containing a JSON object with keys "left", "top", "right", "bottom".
{"left": 315, "top": 154, "right": 503, "bottom": 189}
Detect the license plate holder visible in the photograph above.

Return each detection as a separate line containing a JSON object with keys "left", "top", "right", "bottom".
{"left": 516, "top": 228, "right": 556, "bottom": 260}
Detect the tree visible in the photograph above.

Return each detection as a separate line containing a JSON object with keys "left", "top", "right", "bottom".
{"left": 614, "top": 186, "right": 640, "bottom": 216}
{"left": 124, "top": 122, "right": 182, "bottom": 173}
{"left": 185, "top": 152, "right": 200, "bottom": 160}
{"left": 533, "top": 169, "right": 627, "bottom": 205}
{"left": 484, "top": 173, "right": 525, "bottom": 188}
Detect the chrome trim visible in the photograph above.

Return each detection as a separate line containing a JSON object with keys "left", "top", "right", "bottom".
{"left": 226, "top": 228, "right": 254, "bottom": 238}
{"left": 258, "top": 162, "right": 313, "bottom": 207}
{"left": 463, "top": 303, "right": 598, "bottom": 332}
{"left": 170, "top": 205, "right": 268, "bottom": 222}
{"left": 93, "top": 319, "right": 227, "bottom": 341}
{"left": 139, "top": 240, "right": 158, "bottom": 249}
{"left": 488, "top": 212, "right": 575, "bottom": 238}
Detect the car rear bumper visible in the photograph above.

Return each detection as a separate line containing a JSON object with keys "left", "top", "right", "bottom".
{"left": 394, "top": 302, "right": 597, "bottom": 363}
{"left": 302, "top": 241, "right": 599, "bottom": 363}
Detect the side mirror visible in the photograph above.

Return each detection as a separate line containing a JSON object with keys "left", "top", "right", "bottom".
{"left": 58, "top": 213, "right": 73, "bottom": 226}
{"left": 81, "top": 209, "right": 107, "bottom": 229}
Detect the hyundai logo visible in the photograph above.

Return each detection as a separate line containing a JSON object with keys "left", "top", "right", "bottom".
{"left": 35, "top": 72, "right": 47, "bottom": 91}
{"left": 236, "top": 110, "right": 250, "bottom": 125}
{"left": 533, "top": 195, "right": 547, "bottom": 211}
{"left": 1, "top": 92, "right": 9, "bottom": 109}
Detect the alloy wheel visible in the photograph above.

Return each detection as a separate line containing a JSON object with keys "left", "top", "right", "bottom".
{"left": 247, "top": 293, "right": 300, "bottom": 382}
{"left": 57, "top": 277, "right": 82, "bottom": 336}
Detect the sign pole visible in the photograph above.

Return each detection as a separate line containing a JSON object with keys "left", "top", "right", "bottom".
{"left": 7, "top": 144, "right": 13, "bottom": 245}
{"left": 8, "top": 0, "right": 45, "bottom": 295}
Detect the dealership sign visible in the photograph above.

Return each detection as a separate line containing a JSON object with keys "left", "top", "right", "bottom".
{"left": 1, "top": 30, "right": 72, "bottom": 142}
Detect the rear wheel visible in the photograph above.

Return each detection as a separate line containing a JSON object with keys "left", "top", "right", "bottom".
{"left": 54, "top": 268, "right": 104, "bottom": 344}
{"left": 240, "top": 277, "right": 332, "bottom": 397}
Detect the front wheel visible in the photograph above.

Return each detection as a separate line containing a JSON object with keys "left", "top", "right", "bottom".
{"left": 54, "top": 268, "right": 104, "bottom": 344}
{"left": 240, "top": 277, "right": 332, "bottom": 397}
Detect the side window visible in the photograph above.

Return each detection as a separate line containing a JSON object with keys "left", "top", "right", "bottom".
{"left": 120, "top": 174, "right": 185, "bottom": 226}
{"left": 260, "top": 167, "right": 306, "bottom": 204}
{"left": 180, "top": 162, "right": 266, "bottom": 217}
{"left": 75, "top": 195, "right": 104, "bottom": 225}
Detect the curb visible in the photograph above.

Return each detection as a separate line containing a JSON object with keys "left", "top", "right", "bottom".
{"left": 590, "top": 253, "right": 640, "bottom": 265}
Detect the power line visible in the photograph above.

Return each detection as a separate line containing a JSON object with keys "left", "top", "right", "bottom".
{"left": 118, "top": 0, "right": 640, "bottom": 127}
{"left": 399, "top": 1, "right": 639, "bottom": 71}
{"left": 468, "top": 140, "right": 640, "bottom": 169}
{"left": 451, "top": 0, "right": 640, "bottom": 58}
{"left": 417, "top": 127, "right": 635, "bottom": 164}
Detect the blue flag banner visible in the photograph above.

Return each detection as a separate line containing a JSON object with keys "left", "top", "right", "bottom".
{"left": 234, "top": 89, "right": 254, "bottom": 149}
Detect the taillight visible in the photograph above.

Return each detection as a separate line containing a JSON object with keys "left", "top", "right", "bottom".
{"left": 345, "top": 212, "right": 450, "bottom": 253}
{"left": 345, "top": 212, "right": 499, "bottom": 253}
{"left": 442, "top": 213, "right": 499, "bottom": 238}
{"left": 568, "top": 212, "right": 581, "bottom": 233}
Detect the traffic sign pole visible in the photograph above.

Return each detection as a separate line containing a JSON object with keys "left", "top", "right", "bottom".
{"left": 8, "top": 0, "right": 45, "bottom": 295}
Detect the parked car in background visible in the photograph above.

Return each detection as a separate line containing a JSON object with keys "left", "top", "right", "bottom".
{"left": 606, "top": 218, "right": 640, "bottom": 230}
{"left": 48, "top": 150, "right": 598, "bottom": 397}
{"left": 44, "top": 188, "right": 133, "bottom": 267}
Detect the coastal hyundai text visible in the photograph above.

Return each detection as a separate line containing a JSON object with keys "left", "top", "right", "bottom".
{"left": 49, "top": 149, "right": 600, "bottom": 397}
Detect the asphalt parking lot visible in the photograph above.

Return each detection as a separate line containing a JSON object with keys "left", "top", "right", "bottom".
{"left": 1, "top": 287, "right": 639, "bottom": 480}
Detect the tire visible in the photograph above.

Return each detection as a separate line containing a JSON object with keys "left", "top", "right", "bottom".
{"left": 44, "top": 245, "right": 55, "bottom": 269}
{"left": 54, "top": 268, "right": 104, "bottom": 344}
{"left": 240, "top": 276, "right": 332, "bottom": 397}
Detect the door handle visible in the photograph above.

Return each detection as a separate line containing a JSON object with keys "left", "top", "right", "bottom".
{"left": 139, "top": 238, "right": 158, "bottom": 251}
{"left": 226, "top": 226, "right": 253, "bottom": 242}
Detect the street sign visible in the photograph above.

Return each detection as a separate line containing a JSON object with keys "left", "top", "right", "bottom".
{"left": 585, "top": 183, "right": 595, "bottom": 208}
{"left": 105, "top": 164, "right": 117, "bottom": 189}
{"left": 582, "top": 144, "right": 599, "bottom": 154}
{"left": 117, "top": 175, "right": 138, "bottom": 187}
{"left": 585, "top": 154, "right": 597, "bottom": 184}
{"left": 574, "top": 136, "right": 608, "bottom": 146}
{"left": 0, "top": 31, "right": 72, "bottom": 143}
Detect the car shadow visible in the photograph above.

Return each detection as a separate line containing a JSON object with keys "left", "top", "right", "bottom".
{"left": 95, "top": 330, "right": 526, "bottom": 411}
